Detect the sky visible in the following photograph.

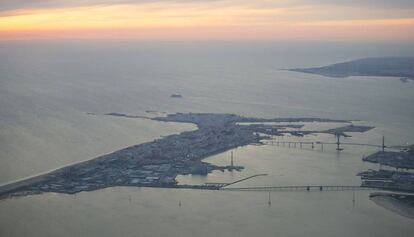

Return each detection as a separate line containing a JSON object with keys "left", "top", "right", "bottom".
{"left": 0, "top": 0, "right": 413, "bottom": 41}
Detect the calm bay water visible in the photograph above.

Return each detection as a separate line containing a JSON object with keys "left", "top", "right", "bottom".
{"left": 1, "top": 40, "right": 414, "bottom": 236}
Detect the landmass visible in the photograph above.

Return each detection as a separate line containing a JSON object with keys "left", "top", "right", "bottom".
{"left": 358, "top": 146, "right": 414, "bottom": 192}
{"left": 362, "top": 146, "right": 414, "bottom": 169}
{"left": 370, "top": 192, "right": 414, "bottom": 219}
{"left": 104, "top": 112, "right": 151, "bottom": 119}
{"left": 170, "top": 94, "right": 183, "bottom": 98}
{"left": 359, "top": 169, "right": 414, "bottom": 192}
{"left": 287, "top": 57, "right": 414, "bottom": 80}
{"left": 0, "top": 113, "right": 373, "bottom": 200}
{"left": 359, "top": 147, "right": 414, "bottom": 218}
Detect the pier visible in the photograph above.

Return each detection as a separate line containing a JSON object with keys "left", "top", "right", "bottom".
{"left": 203, "top": 174, "right": 268, "bottom": 189}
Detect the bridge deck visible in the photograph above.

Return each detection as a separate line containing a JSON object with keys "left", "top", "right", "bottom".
{"left": 266, "top": 141, "right": 407, "bottom": 150}
{"left": 221, "top": 185, "right": 376, "bottom": 192}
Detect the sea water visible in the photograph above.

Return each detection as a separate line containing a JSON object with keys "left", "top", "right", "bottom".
{"left": 1, "top": 40, "right": 414, "bottom": 236}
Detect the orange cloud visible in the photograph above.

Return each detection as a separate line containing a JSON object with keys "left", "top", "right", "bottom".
{"left": 0, "top": 2, "right": 413, "bottom": 41}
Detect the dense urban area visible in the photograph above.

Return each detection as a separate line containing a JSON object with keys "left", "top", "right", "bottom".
{"left": 0, "top": 113, "right": 374, "bottom": 199}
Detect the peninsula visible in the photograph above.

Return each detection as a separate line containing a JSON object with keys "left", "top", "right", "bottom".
{"left": 288, "top": 57, "right": 414, "bottom": 80}
{"left": 0, "top": 113, "right": 373, "bottom": 199}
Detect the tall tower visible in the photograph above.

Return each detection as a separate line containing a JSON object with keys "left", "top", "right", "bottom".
{"left": 382, "top": 136, "right": 385, "bottom": 152}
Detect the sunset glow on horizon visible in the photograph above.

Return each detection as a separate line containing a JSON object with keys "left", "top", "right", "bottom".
{"left": 1, "top": 0, "right": 413, "bottom": 41}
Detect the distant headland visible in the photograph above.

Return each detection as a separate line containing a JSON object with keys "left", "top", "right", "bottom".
{"left": 287, "top": 57, "right": 414, "bottom": 81}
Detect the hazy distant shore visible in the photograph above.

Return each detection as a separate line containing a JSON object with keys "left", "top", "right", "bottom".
{"left": 288, "top": 57, "right": 414, "bottom": 80}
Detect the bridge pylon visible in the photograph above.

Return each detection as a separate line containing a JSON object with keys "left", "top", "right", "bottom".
{"left": 230, "top": 151, "right": 234, "bottom": 167}
{"left": 335, "top": 133, "right": 343, "bottom": 151}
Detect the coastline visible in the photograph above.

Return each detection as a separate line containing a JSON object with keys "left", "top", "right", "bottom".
{"left": 370, "top": 192, "right": 414, "bottom": 219}
{"left": 0, "top": 113, "right": 372, "bottom": 200}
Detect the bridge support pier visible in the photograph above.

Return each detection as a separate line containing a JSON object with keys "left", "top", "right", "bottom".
{"left": 335, "top": 134, "right": 343, "bottom": 151}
